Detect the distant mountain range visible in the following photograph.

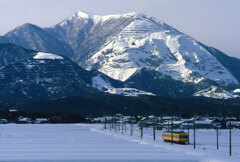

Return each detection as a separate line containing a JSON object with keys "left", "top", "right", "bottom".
{"left": 0, "top": 11, "right": 240, "bottom": 99}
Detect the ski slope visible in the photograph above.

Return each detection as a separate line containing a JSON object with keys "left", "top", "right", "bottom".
{"left": 0, "top": 124, "right": 239, "bottom": 161}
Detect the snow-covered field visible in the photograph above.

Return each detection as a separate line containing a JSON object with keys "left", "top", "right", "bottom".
{"left": 0, "top": 124, "right": 239, "bottom": 161}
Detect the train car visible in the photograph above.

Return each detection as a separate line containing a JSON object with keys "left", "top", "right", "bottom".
{"left": 162, "top": 131, "right": 188, "bottom": 144}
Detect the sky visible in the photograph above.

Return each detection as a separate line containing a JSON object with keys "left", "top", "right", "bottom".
{"left": 0, "top": 0, "right": 239, "bottom": 58}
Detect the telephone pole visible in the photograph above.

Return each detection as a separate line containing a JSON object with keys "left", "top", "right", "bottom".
{"left": 171, "top": 115, "right": 173, "bottom": 145}
{"left": 187, "top": 121, "right": 190, "bottom": 144}
{"left": 216, "top": 124, "right": 219, "bottom": 150}
{"left": 125, "top": 121, "right": 127, "bottom": 133}
{"left": 153, "top": 116, "right": 156, "bottom": 141}
{"left": 104, "top": 117, "right": 106, "bottom": 130}
{"left": 229, "top": 116, "right": 232, "bottom": 156}
{"left": 122, "top": 115, "right": 124, "bottom": 134}
{"left": 110, "top": 117, "right": 112, "bottom": 131}
{"left": 193, "top": 116, "right": 196, "bottom": 149}
{"left": 130, "top": 122, "right": 133, "bottom": 136}
{"left": 115, "top": 116, "right": 117, "bottom": 132}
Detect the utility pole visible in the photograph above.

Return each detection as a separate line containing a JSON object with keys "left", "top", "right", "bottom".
{"left": 141, "top": 126, "right": 143, "bottom": 139}
{"left": 153, "top": 116, "right": 156, "bottom": 141}
{"left": 110, "top": 117, "right": 112, "bottom": 131}
{"left": 115, "top": 116, "right": 117, "bottom": 133}
{"left": 171, "top": 115, "right": 173, "bottom": 145}
{"left": 216, "top": 124, "right": 219, "bottom": 150}
{"left": 104, "top": 117, "right": 106, "bottom": 130}
{"left": 125, "top": 121, "right": 127, "bottom": 133}
{"left": 118, "top": 117, "right": 120, "bottom": 132}
{"left": 187, "top": 121, "right": 190, "bottom": 144}
{"left": 122, "top": 115, "right": 124, "bottom": 134}
{"left": 229, "top": 116, "right": 232, "bottom": 156}
{"left": 193, "top": 116, "right": 196, "bottom": 149}
{"left": 64, "top": 112, "right": 67, "bottom": 123}
{"left": 130, "top": 122, "right": 133, "bottom": 136}
{"left": 168, "top": 120, "right": 170, "bottom": 130}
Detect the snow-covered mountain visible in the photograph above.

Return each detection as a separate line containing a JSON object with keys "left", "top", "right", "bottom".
{"left": 0, "top": 24, "right": 74, "bottom": 58}
{"left": 0, "top": 43, "right": 154, "bottom": 99}
{"left": 1, "top": 11, "right": 240, "bottom": 99}
{"left": 0, "top": 44, "right": 96, "bottom": 99}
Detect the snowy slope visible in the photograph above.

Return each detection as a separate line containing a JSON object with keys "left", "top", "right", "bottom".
{"left": 84, "top": 13, "right": 238, "bottom": 85}
{"left": 92, "top": 75, "right": 155, "bottom": 96}
{"left": 3, "top": 23, "right": 74, "bottom": 58}
{"left": 194, "top": 86, "right": 238, "bottom": 99}
{"left": 0, "top": 43, "right": 36, "bottom": 68}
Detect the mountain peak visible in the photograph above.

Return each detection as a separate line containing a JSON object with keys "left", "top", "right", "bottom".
{"left": 75, "top": 10, "right": 93, "bottom": 19}
{"left": 6, "top": 23, "right": 40, "bottom": 35}
{"left": 100, "top": 12, "right": 146, "bottom": 21}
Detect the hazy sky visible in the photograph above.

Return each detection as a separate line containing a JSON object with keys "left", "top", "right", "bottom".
{"left": 0, "top": 0, "right": 240, "bottom": 58}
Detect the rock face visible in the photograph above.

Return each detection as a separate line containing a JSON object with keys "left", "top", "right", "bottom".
{"left": 1, "top": 11, "right": 240, "bottom": 99}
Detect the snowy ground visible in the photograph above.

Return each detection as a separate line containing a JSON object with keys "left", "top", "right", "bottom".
{"left": 0, "top": 124, "right": 239, "bottom": 161}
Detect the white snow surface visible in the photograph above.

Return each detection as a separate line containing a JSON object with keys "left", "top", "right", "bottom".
{"left": 33, "top": 52, "right": 63, "bottom": 60}
{"left": 0, "top": 124, "right": 239, "bottom": 161}
{"left": 194, "top": 86, "right": 239, "bottom": 99}
{"left": 92, "top": 75, "right": 155, "bottom": 96}
{"left": 233, "top": 89, "right": 240, "bottom": 93}
{"left": 80, "top": 11, "right": 239, "bottom": 84}
{"left": 92, "top": 75, "right": 115, "bottom": 91}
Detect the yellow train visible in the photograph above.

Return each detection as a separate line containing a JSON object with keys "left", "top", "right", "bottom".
{"left": 162, "top": 131, "right": 189, "bottom": 144}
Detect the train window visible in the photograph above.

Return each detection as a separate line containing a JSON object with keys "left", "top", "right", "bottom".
{"left": 180, "top": 135, "right": 188, "bottom": 138}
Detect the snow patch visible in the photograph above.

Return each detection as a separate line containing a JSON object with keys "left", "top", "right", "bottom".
{"left": 76, "top": 11, "right": 91, "bottom": 19}
{"left": 33, "top": 52, "right": 63, "bottom": 60}
{"left": 233, "top": 89, "right": 240, "bottom": 93}
{"left": 107, "top": 88, "right": 155, "bottom": 96}
{"left": 194, "top": 86, "right": 238, "bottom": 99}
{"left": 92, "top": 75, "right": 114, "bottom": 91}
{"left": 92, "top": 75, "right": 155, "bottom": 96}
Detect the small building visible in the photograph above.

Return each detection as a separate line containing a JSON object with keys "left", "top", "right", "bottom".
{"left": 161, "top": 116, "right": 172, "bottom": 122}
{"left": 16, "top": 116, "right": 32, "bottom": 124}
{"left": 179, "top": 123, "right": 194, "bottom": 129}
{"left": 0, "top": 119, "right": 8, "bottom": 124}
{"left": 163, "top": 121, "right": 183, "bottom": 129}
{"left": 34, "top": 118, "right": 48, "bottom": 124}
{"left": 226, "top": 121, "right": 240, "bottom": 128}
{"left": 194, "top": 120, "right": 215, "bottom": 129}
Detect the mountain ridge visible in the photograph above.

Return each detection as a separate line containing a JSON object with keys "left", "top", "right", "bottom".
{"left": 1, "top": 11, "right": 240, "bottom": 99}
